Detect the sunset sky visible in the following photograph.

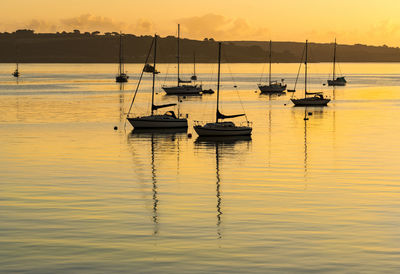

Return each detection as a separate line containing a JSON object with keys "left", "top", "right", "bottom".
{"left": 2, "top": 0, "right": 400, "bottom": 46}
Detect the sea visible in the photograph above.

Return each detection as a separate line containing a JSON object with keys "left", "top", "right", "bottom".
{"left": 1, "top": 62, "right": 400, "bottom": 273}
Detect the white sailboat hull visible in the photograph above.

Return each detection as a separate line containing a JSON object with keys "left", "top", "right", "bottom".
{"left": 327, "top": 79, "right": 346, "bottom": 86}
{"left": 194, "top": 123, "right": 252, "bottom": 136}
{"left": 163, "top": 85, "right": 202, "bottom": 95}
{"left": 258, "top": 84, "right": 287, "bottom": 93}
{"left": 291, "top": 97, "right": 330, "bottom": 106}
{"left": 128, "top": 115, "right": 188, "bottom": 128}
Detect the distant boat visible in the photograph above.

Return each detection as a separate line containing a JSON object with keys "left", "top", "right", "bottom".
{"left": 12, "top": 44, "right": 20, "bottom": 78}
{"left": 127, "top": 35, "right": 188, "bottom": 129}
{"left": 258, "top": 40, "right": 286, "bottom": 93}
{"left": 327, "top": 39, "right": 346, "bottom": 86}
{"left": 12, "top": 63, "right": 20, "bottom": 78}
{"left": 194, "top": 42, "right": 252, "bottom": 136}
{"left": 162, "top": 24, "right": 202, "bottom": 95}
{"left": 291, "top": 40, "right": 331, "bottom": 106}
{"left": 115, "top": 33, "right": 129, "bottom": 83}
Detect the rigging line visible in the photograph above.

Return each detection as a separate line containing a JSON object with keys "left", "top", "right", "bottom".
{"left": 222, "top": 51, "right": 249, "bottom": 122}
{"left": 337, "top": 62, "right": 343, "bottom": 76}
{"left": 162, "top": 63, "right": 170, "bottom": 85}
{"left": 292, "top": 45, "right": 306, "bottom": 98}
{"left": 126, "top": 37, "right": 155, "bottom": 116}
{"left": 259, "top": 43, "right": 269, "bottom": 83}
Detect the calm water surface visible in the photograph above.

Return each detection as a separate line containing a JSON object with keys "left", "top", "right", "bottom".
{"left": 1, "top": 63, "right": 400, "bottom": 273}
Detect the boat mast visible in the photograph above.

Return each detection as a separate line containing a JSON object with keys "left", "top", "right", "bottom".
{"left": 119, "top": 33, "right": 124, "bottom": 75}
{"left": 332, "top": 38, "right": 336, "bottom": 81}
{"left": 193, "top": 51, "right": 196, "bottom": 77}
{"left": 216, "top": 42, "right": 221, "bottom": 123}
{"left": 269, "top": 40, "right": 272, "bottom": 85}
{"left": 177, "top": 24, "right": 180, "bottom": 87}
{"left": 304, "top": 40, "right": 308, "bottom": 98}
{"left": 16, "top": 43, "right": 19, "bottom": 72}
{"left": 151, "top": 35, "right": 157, "bottom": 116}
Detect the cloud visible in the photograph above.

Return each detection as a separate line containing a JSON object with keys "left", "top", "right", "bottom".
{"left": 177, "top": 13, "right": 269, "bottom": 40}
{"left": 60, "top": 14, "right": 125, "bottom": 32}
{"left": 26, "top": 19, "right": 60, "bottom": 33}
{"left": 15, "top": 14, "right": 154, "bottom": 34}
{"left": 136, "top": 19, "right": 153, "bottom": 32}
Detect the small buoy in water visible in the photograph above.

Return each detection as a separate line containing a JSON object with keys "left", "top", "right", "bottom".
{"left": 308, "top": 112, "right": 312, "bottom": 116}
{"left": 234, "top": 85, "right": 237, "bottom": 88}
{"left": 304, "top": 117, "right": 309, "bottom": 121}
{"left": 254, "top": 90, "right": 257, "bottom": 93}
{"left": 284, "top": 103, "right": 287, "bottom": 106}
{"left": 183, "top": 96, "right": 186, "bottom": 99}
{"left": 114, "top": 126, "right": 118, "bottom": 130}
{"left": 187, "top": 133, "right": 192, "bottom": 138}
{"left": 179, "top": 100, "right": 183, "bottom": 102}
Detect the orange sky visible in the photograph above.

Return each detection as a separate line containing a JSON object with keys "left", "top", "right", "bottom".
{"left": 2, "top": 0, "right": 400, "bottom": 46}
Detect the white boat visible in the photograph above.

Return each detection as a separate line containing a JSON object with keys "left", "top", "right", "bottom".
{"left": 194, "top": 121, "right": 252, "bottom": 136}
{"left": 291, "top": 94, "right": 330, "bottom": 106}
{"left": 116, "top": 33, "right": 129, "bottom": 83}
{"left": 128, "top": 112, "right": 187, "bottom": 128}
{"left": 193, "top": 43, "right": 252, "bottom": 137}
{"left": 291, "top": 40, "right": 330, "bottom": 107}
{"left": 258, "top": 40, "right": 286, "bottom": 93}
{"left": 163, "top": 85, "right": 202, "bottom": 95}
{"left": 327, "top": 39, "right": 346, "bottom": 86}
{"left": 126, "top": 35, "right": 188, "bottom": 129}
{"left": 162, "top": 24, "right": 202, "bottom": 95}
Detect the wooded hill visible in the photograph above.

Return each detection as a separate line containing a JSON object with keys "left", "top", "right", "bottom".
{"left": 1, "top": 29, "right": 400, "bottom": 63}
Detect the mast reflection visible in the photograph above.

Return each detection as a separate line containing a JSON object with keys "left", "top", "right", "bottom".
{"left": 119, "top": 82, "right": 125, "bottom": 122}
{"left": 127, "top": 128, "right": 186, "bottom": 236}
{"left": 304, "top": 108, "right": 308, "bottom": 178}
{"left": 195, "top": 135, "right": 252, "bottom": 239}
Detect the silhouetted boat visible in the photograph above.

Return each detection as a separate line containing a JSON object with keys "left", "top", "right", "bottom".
{"left": 115, "top": 33, "right": 129, "bottom": 83}
{"left": 327, "top": 39, "right": 346, "bottom": 86}
{"left": 258, "top": 40, "right": 286, "bottom": 93}
{"left": 291, "top": 40, "right": 330, "bottom": 106}
{"left": 12, "top": 63, "right": 20, "bottom": 78}
{"left": 202, "top": 89, "right": 215, "bottom": 94}
{"left": 127, "top": 35, "right": 188, "bottom": 129}
{"left": 194, "top": 43, "right": 252, "bottom": 136}
{"left": 162, "top": 24, "right": 202, "bottom": 95}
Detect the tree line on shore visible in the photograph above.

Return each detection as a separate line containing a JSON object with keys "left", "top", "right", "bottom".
{"left": 1, "top": 29, "right": 400, "bottom": 63}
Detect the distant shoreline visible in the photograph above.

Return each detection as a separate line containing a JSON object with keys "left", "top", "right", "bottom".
{"left": 2, "top": 30, "right": 400, "bottom": 63}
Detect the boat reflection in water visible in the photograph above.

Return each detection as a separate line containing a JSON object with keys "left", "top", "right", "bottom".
{"left": 195, "top": 135, "right": 252, "bottom": 238}
{"left": 127, "top": 128, "right": 187, "bottom": 236}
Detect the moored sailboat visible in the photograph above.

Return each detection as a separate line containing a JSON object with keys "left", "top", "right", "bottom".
{"left": 127, "top": 35, "right": 188, "bottom": 129}
{"left": 258, "top": 40, "right": 286, "bottom": 93}
{"left": 12, "top": 63, "right": 20, "bottom": 78}
{"left": 194, "top": 43, "right": 252, "bottom": 136}
{"left": 115, "top": 33, "right": 129, "bottom": 83}
{"left": 291, "top": 40, "right": 330, "bottom": 107}
{"left": 327, "top": 39, "right": 346, "bottom": 86}
{"left": 162, "top": 24, "right": 202, "bottom": 95}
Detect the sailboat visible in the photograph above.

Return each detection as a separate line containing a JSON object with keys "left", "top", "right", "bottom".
{"left": 162, "top": 24, "right": 202, "bottom": 95}
{"left": 327, "top": 39, "right": 346, "bottom": 86}
{"left": 194, "top": 43, "right": 252, "bottom": 136}
{"left": 291, "top": 40, "right": 331, "bottom": 106}
{"left": 12, "top": 63, "right": 20, "bottom": 78}
{"left": 126, "top": 35, "right": 188, "bottom": 129}
{"left": 258, "top": 40, "right": 286, "bottom": 93}
{"left": 115, "top": 33, "right": 129, "bottom": 83}
{"left": 12, "top": 44, "right": 20, "bottom": 78}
